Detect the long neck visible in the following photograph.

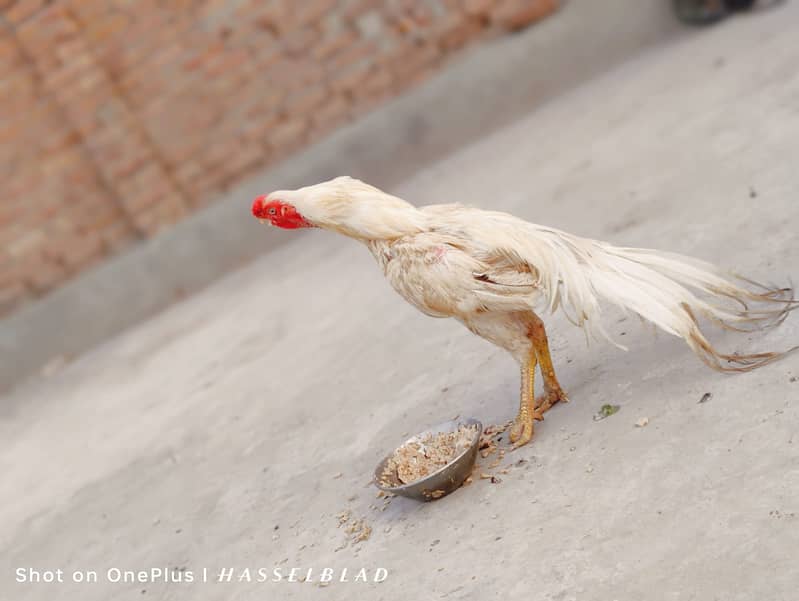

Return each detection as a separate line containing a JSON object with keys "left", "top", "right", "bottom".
{"left": 311, "top": 187, "right": 428, "bottom": 241}
{"left": 327, "top": 204, "right": 427, "bottom": 241}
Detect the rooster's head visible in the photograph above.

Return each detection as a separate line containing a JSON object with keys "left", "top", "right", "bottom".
{"left": 251, "top": 195, "right": 315, "bottom": 229}
{"left": 251, "top": 176, "right": 425, "bottom": 240}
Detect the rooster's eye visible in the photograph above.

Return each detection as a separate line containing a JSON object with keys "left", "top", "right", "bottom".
{"left": 268, "top": 207, "right": 276, "bottom": 215}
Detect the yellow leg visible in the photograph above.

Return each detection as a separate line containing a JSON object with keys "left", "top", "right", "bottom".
{"left": 508, "top": 352, "right": 544, "bottom": 448}
{"left": 528, "top": 313, "right": 569, "bottom": 414}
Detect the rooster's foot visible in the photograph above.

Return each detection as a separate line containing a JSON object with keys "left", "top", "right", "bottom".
{"left": 535, "top": 386, "right": 569, "bottom": 415}
{"left": 508, "top": 399, "right": 544, "bottom": 449}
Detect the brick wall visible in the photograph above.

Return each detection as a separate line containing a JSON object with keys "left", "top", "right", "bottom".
{"left": 0, "top": 0, "right": 558, "bottom": 317}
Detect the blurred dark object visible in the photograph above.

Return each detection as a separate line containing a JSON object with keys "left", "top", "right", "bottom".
{"left": 673, "top": 0, "right": 727, "bottom": 25}
{"left": 725, "top": 0, "right": 756, "bottom": 8}
{"left": 672, "top": 0, "right": 778, "bottom": 25}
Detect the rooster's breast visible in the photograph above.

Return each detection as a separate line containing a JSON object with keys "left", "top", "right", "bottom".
{"left": 367, "top": 236, "right": 487, "bottom": 319}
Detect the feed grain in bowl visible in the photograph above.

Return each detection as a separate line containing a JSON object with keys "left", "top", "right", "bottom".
{"left": 375, "top": 419, "right": 482, "bottom": 501}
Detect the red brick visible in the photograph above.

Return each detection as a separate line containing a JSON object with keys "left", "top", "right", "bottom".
{"left": 251, "top": 0, "right": 292, "bottom": 34}
{"left": 0, "top": 73, "right": 37, "bottom": 110}
{"left": 6, "top": 229, "right": 45, "bottom": 257}
{"left": 199, "top": 137, "right": 243, "bottom": 168}
{"left": 461, "top": 0, "right": 495, "bottom": 17}
{"left": 266, "top": 58, "right": 325, "bottom": 91}
{"left": 125, "top": 163, "right": 174, "bottom": 195}
{"left": 293, "top": 0, "right": 337, "bottom": 26}
{"left": 0, "top": 203, "right": 22, "bottom": 229}
{"left": 173, "top": 160, "right": 206, "bottom": 186}
{"left": 204, "top": 49, "right": 249, "bottom": 77}
{"left": 310, "top": 93, "right": 351, "bottom": 135}
{"left": 492, "top": 0, "right": 559, "bottom": 31}
{"left": 360, "top": 67, "right": 393, "bottom": 96}
{"left": 73, "top": 202, "right": 124, "bottom": 231}
{"left": 45, "top": 233, "right": 105, "bottom": 270}
{"left": 0, "top": 40, "right": 24, "bottom": 71}
{"left": 389, "top": 43, "right": 441, "bottom": 88}
{"left": 283, "top": 85, "right": 328, "bottom": 115}
{"left": 282, "top": 27, "right": 318, "bottom": 56}
{"left": 330, "top": 61, "right": 373, "bottom": 93}
{"left": 4, "top": 0, "right": 47, "bottom": 24}
{"left": 242, "top": 113, "right": 284, "bottom": 151}
{"left": 106, "top": 147, "right": 152, "bottom": 180}
{"left": 253, "top": 44, "right": 282, "bottom": 70}
{"left": 121, "top": 190, "right": 162, "bottom": 214}
{"left": 312, "top": 29, "right": 358, "bottom": 60}
{"left": 23, "top": 256, "right": 68, "bottom": 293}
{"left": 219, "top": 144, "right": 264, "bottom": 182}
{"left": 100, "top": 222, "right": 138, "bottom": 251}
{"left": 438, "top": 17, "right": 484, "bottom": 52}
{"left": 0, "top": 259, "right": 22, "bottom": 288}
{"left": 133, "top": 197, "right": 188, "bottom": 234}
{"left": 267, "top": 118, "right": 308, "bottom": 154}
{"left": 342, "top": 0, "right": 380, "bottom": 18}
{"left": 85, "top": 12, "right": 131, "bottom": 44}
{"left": 37, "top": 128, "right": 80, "bottom": 157}
{"left": 328, "top": 42, "right": 375, "bottom": 71}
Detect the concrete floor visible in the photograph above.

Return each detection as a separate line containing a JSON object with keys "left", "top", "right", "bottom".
{"left": 3, "top": 3, "right": 799, "bottom": 600}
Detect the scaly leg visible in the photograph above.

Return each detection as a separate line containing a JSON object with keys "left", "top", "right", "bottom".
{"left": 528, "top": 313, "right": 569, "bottom": 414}
{"left": 508, "top": 351, "right": 545, "bottom": 448}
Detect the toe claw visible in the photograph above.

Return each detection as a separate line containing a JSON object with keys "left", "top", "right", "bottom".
{"left": 509, "top": 416, "right": 535, "bottom": 449}
{"left": 535, "top": 387, "right": 569, "bottom": 413}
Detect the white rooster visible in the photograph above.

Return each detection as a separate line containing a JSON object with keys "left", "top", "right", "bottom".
{"left": 252, "top": 177, "right": 797, "bottom": 448}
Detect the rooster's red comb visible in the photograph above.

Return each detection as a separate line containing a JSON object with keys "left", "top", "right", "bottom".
{"left": 252, "top": 195, "right": 268, "bottom": 219}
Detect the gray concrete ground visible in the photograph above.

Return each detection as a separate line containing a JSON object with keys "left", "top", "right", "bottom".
{"left": 0, "top": 0, "right": 682, "bottom": 393}
{"left": 3, "top": 2, "right": 799, "bottom": 601}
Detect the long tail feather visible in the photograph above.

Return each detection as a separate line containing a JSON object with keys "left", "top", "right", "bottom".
{"left": 532, "top": 230, "right": 798, "bottom": 372}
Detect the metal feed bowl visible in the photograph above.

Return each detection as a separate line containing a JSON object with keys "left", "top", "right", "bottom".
{"left": 374, "top": 418, "right": 483, "bottom": 502}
